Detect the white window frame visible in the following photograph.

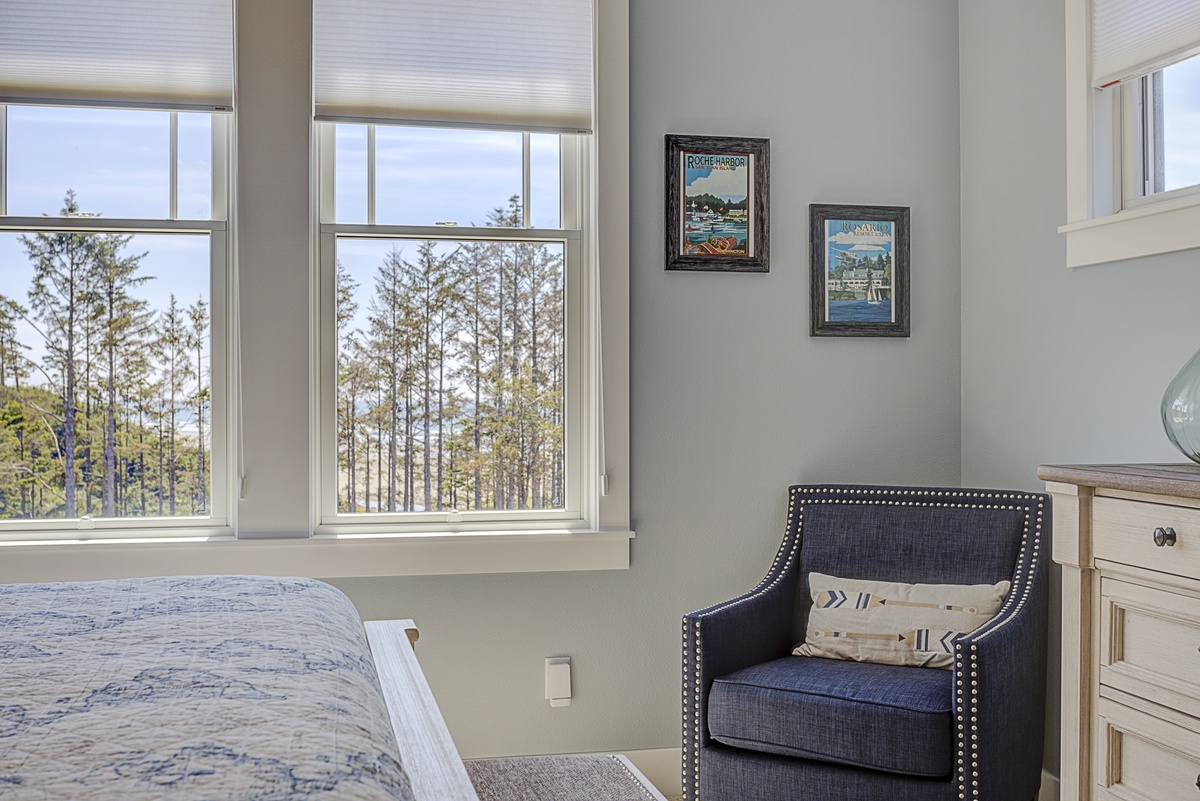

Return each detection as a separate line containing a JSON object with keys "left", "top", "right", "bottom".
{"left": 0, "top": 105, "right": 233, "bottom": 541}
{"left": 1062, "top": 0, "right": 1200, "bottom": 267}
{"left": 315, "top": 124, "right": 595, "bottom": 534}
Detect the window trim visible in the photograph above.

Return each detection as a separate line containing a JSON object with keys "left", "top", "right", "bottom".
{"left": 1062, "top": 0, "right": 1200, "bottom": 267}
{"left": 0, "top": 526, "right": 632, "bottom": 583}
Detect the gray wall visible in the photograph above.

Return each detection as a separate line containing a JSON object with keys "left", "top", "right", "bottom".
{"left": 959, "top": 0, "right": 1200, "bottom": 779}
{"left": 331, "top": 0, "right": 964, "bottom": 759}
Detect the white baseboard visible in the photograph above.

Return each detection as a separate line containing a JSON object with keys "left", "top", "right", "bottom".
{"left": 1039, "top": 770, "right": 1059, "bottom": 801}
{"left": 608, "top": 748, "right": 682, "bottom": 798}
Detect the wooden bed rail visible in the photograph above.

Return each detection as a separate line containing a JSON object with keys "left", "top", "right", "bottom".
{"left": 365, "top": 619, "right": 479, "bottom": 801}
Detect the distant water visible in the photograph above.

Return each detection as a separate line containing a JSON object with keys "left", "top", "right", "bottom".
{"left": 828, "top": 299, "right": 893, "bottom": 323}
{"left": 684, "top": 218, "right": 748, "bottom": 248}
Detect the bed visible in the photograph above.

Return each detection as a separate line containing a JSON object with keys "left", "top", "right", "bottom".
{"left": 0, "top": 575, "right": 477, "bottom": 801}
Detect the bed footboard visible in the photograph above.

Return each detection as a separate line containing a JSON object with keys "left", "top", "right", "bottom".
{"left": 365, "top": 620, "right": 480, "bottom": 801}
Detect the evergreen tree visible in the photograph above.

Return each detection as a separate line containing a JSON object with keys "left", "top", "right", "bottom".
{"left": 86, "top": 232, "right": 150, "bottom": 517}
{"left": 21, "top": 191, "right": 95, "bottom": 517}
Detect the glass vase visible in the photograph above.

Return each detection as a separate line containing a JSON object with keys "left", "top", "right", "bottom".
{"left": 1162, "top": 345, "right": 1200, "bottom": 464}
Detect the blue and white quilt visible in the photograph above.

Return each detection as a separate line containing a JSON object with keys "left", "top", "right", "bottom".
{"left": 0, "top": 575, "right": 415, "bottom": 801}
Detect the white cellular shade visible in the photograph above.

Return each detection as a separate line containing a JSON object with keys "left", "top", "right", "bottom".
{"left": 314, "top": 0, "right": 594, "bottom": 133}
{"left": 1092, "top": 0, "right": 1200, "bottom": 88}
{"left": 0, "top": 0, "right": 233, "bottom": 110}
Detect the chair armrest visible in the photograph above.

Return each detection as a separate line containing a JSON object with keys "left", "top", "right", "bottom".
{"left": 682, "top": 526, "right": 802, "bottom": 795}
{"left": 952, "top": 526, "right": 1049, "bottom": 801}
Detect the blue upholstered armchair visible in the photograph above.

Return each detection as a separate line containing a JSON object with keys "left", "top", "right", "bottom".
{"left": 683, "top": 485, "right": 1049, "bottom": 801}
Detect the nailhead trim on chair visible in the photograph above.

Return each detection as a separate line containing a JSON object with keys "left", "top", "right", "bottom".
{"left": 952, "top": 497, "right": 1044, "bottom": 800}
{"left": 683, "top": 486, "right": 1046, "bottom": 801}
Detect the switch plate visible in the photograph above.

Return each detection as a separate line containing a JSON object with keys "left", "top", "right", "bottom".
{"left": 545, "top": 657, "right": 571, "bottom": 707}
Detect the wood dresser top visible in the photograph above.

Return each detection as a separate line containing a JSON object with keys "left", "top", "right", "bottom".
{"left": 1038, "top": 463, "right": 1200, "bottom": 499}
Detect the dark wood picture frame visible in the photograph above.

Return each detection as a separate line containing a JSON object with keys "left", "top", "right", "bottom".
{"left": 665, "top": 134, "right": 769, "bottom": 272}
{"left": 809, "top": 203, "right": 910, "bottom": 337}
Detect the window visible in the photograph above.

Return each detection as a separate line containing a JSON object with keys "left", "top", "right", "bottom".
{"left": 1062, "top": 0, "right": 1200, "bottom": 266}
{"left": 1125, "top": 54, "right": 1200, "bottom": 202}
{"left": 0, "top": 105, "right": 229, "bottom": 536}
{"left": 0, "top": 0, "right": 630, "bottom": 578}
{"left": 319, "top": 131, "right": 590, "bottom": 532}
{"left": 0, "top": 0, "right": 232, "bottom": 538}
{"left": 312, "top": 0, "right": 616, "bottom": 537}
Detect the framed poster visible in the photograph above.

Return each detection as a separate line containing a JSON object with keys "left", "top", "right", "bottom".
{"left": 809, "top": 204, "right": 910, "bottom": 337}
{"left": 665, "top": 134, "right": 769, "bottom": 272}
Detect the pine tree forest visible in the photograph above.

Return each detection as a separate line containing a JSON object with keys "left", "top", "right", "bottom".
{"left": 336, "top": 198, "right": 566, "bottom": 514}
{"left": 0, "top": 192, "right": 211, "bottom": 520}
{"left": 0, "top": 193, "right": 564, "bottom": 522}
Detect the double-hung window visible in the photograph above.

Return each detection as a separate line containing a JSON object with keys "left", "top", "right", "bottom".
{"left": 312, "top": 0, "right": 623, "bottom": 538}
{"left": 1063, "top": 0, "right": 1200, "bottom": 266}
{"left": 0, "top": 0, "right": 232, "bottom": 539}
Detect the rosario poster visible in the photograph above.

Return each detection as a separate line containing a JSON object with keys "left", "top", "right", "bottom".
{"left": 680, "top": 151, "right": 753, "bottom": 257}
{"left": 824, "top": 219, "right": 895, "bottom": 323}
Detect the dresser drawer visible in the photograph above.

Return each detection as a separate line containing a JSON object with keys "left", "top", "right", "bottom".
{"left": 1093, "top": 496, "right": 1200, "bottom": 579}
{"left": 1100, "top": 578, "right": 1200, "bottom": 718}
{"left": 1096, "top": 697, "right": 1200, "bottom": 801}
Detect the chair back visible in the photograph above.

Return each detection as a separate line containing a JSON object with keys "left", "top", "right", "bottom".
{"left": 789, "top": 486, "right": 1039, "bottom": 643}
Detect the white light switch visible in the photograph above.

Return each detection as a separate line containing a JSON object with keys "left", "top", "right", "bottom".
{"left": 545, "top": 657, "right": 571, "bottom": 707}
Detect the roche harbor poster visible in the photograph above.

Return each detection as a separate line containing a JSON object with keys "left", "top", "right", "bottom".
{"left": 680, "top": 151, "right": 753, "bottom": 257}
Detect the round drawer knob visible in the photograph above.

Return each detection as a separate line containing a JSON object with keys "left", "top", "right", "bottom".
{"left": 1153, "top": 526, "right": 1178, "bottom": 547}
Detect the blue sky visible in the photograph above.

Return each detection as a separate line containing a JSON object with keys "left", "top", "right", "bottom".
{"left": 825, "top": 220, "right": 893, "bottom": 273}
{"left": 683, "top": 156, "right": 749, "bottom": 204}
{"left": 1164, "top": 54, "right": 1200, "bottom": 191}
{"left": 1, "top": 107, "right": 564, "bottom": 373}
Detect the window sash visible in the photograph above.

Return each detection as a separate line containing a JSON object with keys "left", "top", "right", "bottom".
{"left": 0, "top": 108, "right": 231, "bottom": 539}
{"left": 1120, "top": 72, "right": 1200, "bottom": 208}
{"left": 315, "top": 123, "right": 596, "bottom": 532}
{"left": 316, "top": 226, "right": 586, "bottom": 532}
{"left": 0, "top": 219, "right": 230, "bottom": 539}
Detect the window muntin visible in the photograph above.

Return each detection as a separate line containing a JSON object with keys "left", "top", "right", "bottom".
{"left": 0, "top": 105, "right": 227, "bottom": 534}
{"left": 319, "top": 122, "right": 587, "bottom": 530}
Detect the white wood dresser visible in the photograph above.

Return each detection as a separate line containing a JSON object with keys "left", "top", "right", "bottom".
{"left": 1041, "top": 463, "right": 1200, "bottom": 801}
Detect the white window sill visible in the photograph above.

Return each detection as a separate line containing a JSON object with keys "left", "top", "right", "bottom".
{"left": 1059, "top": 192, "right": 1200, "bottom": 267}
{"left": 0, "top": 529, "right": 633, "bottom": 583}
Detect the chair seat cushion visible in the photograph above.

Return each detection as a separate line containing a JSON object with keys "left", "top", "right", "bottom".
{"left": 708, "top": 656, "right": 953, "bottom": 777}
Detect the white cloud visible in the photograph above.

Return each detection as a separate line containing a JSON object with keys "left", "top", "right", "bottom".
{"left": 849, "top": 244, "right": 886, "bottom": 252}
{"left": 828, "top": 230, "right": 891, "bottom": 246}
{"left": 686, "top": 168, "right": 748, "bottom": 200}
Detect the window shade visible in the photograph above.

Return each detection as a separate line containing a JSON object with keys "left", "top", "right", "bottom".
{"left": 0, "top": 0, "right": 233, "bottom": 110}
{"left": 313, "top": 0, "right": 594, "bottom": 134}
{"left": 1092, "top": 0, "right": 1200, "bottom": 88}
